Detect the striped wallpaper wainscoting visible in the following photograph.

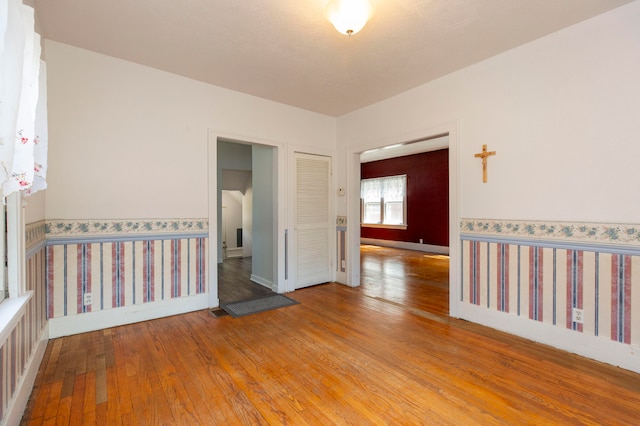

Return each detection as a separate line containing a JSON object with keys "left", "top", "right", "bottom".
{"left": 46, "top": 219, "right": 208, "bottom": 322}
{"left": 461, "top": 219, "right": 640, "bottom": 360}
{"left": 0, "top": 221, "right": 48, "bottom": 424}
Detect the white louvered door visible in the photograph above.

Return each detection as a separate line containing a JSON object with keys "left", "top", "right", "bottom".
{"left": 294, "top": 153, "right": 331, "bottom": 289}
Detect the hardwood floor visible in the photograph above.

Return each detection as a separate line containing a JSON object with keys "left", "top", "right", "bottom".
{"left": 21, "top": 247, "right": 640, "bottom": 424}
{"left": 360, "top": 244, "right": 449, "bottom": 316}
{"left": 218, "top": 257, "right": 274, "bottom": 304}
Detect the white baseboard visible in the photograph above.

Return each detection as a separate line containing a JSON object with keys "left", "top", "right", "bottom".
{"left": 361, "top": 238, "right": 449, "bottom": 254}
{"left": 250, "top": 274, "right": 274, "bottom": 291}
{"left": 48, "top": 294, "right": 210, "bottom": 339}
{"left": 3, "top": 323, "right": 49, "bottom": 426}
{"left": 226, "top": 247, "right": 243, "bottom": 258}
{"left": 458, "top": 302, "right": 640, "bottom": 374}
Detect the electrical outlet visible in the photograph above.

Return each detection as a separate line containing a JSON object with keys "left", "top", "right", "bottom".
{"left": 84, "top": 293, "right": 92, "bottom": 306}
{"left": 572, "top": 308, "right": 584, "bottom": 324}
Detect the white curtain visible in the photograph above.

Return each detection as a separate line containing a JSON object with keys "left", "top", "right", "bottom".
{"left": 361, "top": 175, "right": 406, "bottom": 201}
{"left": 361, "top": 178, "right": 381, "bottom": 201}
{"left": 27, "top": 60, "right": 48, "bottom": 195}
{"left": 382, "top": 175, "right": 406, "bottom": 201}
{"left": 0, "top": 0, "right": 47, "bottom": 200}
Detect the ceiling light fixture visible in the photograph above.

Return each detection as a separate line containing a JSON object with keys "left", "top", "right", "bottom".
{"left": 324, "top": 0, "right": 376, "bottom": 36}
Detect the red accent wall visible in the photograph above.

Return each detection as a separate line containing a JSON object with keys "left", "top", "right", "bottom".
{"left": 361, "top": 149, "right": 449, "bottom": 247}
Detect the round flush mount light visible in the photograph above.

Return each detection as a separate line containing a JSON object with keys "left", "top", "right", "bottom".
{"left": 324, "top": 0, "right": 376, "bottom": 36}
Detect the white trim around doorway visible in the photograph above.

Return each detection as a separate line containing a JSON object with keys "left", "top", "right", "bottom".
{"left": 345, "top": 121, "right": 461, "bottom": 318}
{"left": 207, "top": 129, "right": 288, "bottom": 308}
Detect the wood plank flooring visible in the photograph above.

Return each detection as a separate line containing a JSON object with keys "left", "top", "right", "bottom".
{"left": 360, "top": 244, "right": 449, "bottom": 316}
{"left": 21, "top": 246, "right": 640, "bottom": 424}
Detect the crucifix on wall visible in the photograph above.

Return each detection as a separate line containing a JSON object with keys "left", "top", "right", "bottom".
{"left": 474, "top": 144, "right": 496, "bottom": 183}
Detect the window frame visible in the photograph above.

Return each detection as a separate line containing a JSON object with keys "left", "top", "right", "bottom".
{"left": 1, "top": 192, "right": 24, "bottom": 304}
{"left": 360, "top": 175, "right": 408, "bottom": 229}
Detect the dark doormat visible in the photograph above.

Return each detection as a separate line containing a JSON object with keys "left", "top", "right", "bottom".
{"left": 221, "top": 294, "right": 299, "bottom": 318}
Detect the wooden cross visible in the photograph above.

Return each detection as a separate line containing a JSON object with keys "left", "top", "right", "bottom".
{"left": 474, "top": 144, "right": 496, "bottom": 183}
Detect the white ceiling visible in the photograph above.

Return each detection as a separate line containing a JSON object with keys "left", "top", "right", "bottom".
{"left": 32, "top": 0, "right": 632, "bottom": 117}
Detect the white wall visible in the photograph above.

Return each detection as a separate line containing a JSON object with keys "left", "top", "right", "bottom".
{"left": 45, "top": 41, "right": 336, "bottom": 220}
{"left": 221, "top": 191, "right": 243, "bottom": 249}
{"left": 337, "top": 1, "right": 640, "bottom": 224}
{"left": 243, "top": 186, "right": 253, "bottom": 257}
{"left": 25, "top": 190, "right": 46, "bottom": 223}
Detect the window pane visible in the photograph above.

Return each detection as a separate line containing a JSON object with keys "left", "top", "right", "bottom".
{"left": 384, "top": 201, "right": 404, "bottom": 225}
{"left": 361, "top": 175, "right": 407, "bottom": 227}
{"left": 363, "top": 202, "right": 381, "bottom": 223}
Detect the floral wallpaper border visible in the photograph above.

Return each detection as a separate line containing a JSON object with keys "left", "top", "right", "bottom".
{"left": 26, "top": 220, "right": 46, "bottom": 247}
{"left": 461, "top": 219, "right": 640, "bottom": 246}
{"left": 41, "top": 217, "right": 640, "bottom": 244}
{"left": 46, "top": 219, "right": 208, "bottom": 238}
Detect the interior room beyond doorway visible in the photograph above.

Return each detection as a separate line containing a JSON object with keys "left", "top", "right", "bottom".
{"left": 217, "top": 138, "right": 277, "bottom": 304}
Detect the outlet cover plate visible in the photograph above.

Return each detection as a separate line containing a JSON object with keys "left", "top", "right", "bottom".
{"left": 572, "top": 308, "right": 584, "bottom": 324}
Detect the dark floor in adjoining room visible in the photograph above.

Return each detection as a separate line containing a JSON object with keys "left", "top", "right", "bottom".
{"left": 217, "top": 256, "right": 274, "bottom": 304}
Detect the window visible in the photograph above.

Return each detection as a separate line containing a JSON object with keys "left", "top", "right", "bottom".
{"left": 361, "top": 175, "right": 407, "bottom": 228}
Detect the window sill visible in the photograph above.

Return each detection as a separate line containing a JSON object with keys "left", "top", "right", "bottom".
{"left": 361, "top": 223, "right": 408, "bottom": 230}
{"left": 0, "top": 291, "right": 33, "bottom": 345}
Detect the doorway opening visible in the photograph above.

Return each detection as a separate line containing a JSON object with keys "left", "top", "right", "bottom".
{"left": 215, "top": 138, "right": 278, "bottom": 305}
{"left": 352, "top": 131, "right": 455, "bottom": 316}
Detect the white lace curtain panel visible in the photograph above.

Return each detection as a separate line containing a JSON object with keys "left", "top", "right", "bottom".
{"left": 0, "top": 0, "right": 48, "bottom": 200}
{"left": 361, "top": 175, "right": 406, "bottom": 202}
